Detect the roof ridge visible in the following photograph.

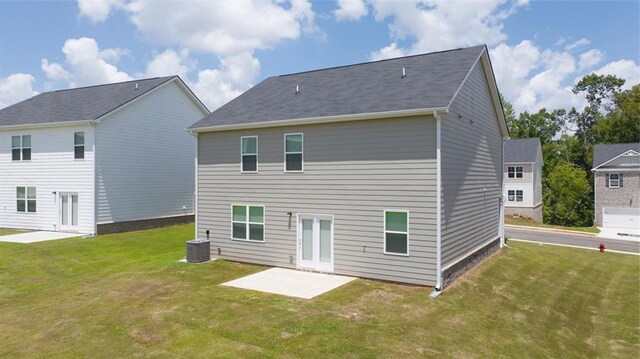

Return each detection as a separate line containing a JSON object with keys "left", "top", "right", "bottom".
{"left": 51, "top": 76, "right": 174, "bottom": 94}
{"left": 277, "top": 45, "right": 486, "bottom": 78}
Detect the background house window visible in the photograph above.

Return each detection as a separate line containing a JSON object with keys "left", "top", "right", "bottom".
{"left": 16, "top": 186, "right": 36, "bottom": 212}
{"left": 508, "top": 190, "right": 523, "bottom": 202}
{"left": 74, "top": 132, "right": 85, "bottom": 159}
{"left": 608, "top": 173, "right": 621, "bottom": 188}
{"left": 11, "top": 135, "right": 31, "bottom": 161}
{"left": 508, "top": 190, "right": 515, "bottom": 201}
{"left": 516, "top": 190, "right": 523, "bottom": 202}
{"left": 507, "top": 167, "right": 515, "bottom": 178}
{"left": 284, "top": 133, "right": 303, "bottom": 172}
{"left": 241, "top": 136, "right": 257, "bottom": 172}
{"left": 232, "top": 205, "right": 264, "bottom": 241}
{"left": 515, "top": 167, "right": 523, "bottom": 178}
{"left": 384, "top": 211, "right": 408, "bottom": 255}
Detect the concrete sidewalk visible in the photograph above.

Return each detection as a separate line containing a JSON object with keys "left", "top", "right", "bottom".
{"left": 0, "top": 231, "right": 81, "bottom": 243}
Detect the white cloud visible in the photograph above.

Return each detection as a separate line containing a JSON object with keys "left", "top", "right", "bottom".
{"left": 191, "top": 52, "right": 261, "bottom": 110}
{"left": 578, "top": 49, "right": 604, "bottom": 70}
{"left": 594, "top": 59, "right": 640, "bottom": 89}
{"left": 0, "top": 73, "right": 38, "bottom": 109}
{"left": 367, "top": 0, "right": 529, "bottom": 59}
{"left": 335, "top": 0, "right": 368, "bottom": 21}
{"left": 41, "top": 37, "right": 132, "bottom": 88}
{"left": 77, "top": 0, "right": 124, "bottom": 22}
{"left": 370, "top": 42, "right": 408, "bottom": 61}
{"left": 143, "top": 49, "right": 192, "bottom": 78}
{"left": 565, "top": 38, "right": 589, "bottom": 51}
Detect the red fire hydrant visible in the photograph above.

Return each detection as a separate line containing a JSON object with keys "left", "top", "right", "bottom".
{"left": 599, "top": 243, "right": 606, "bottom": 253}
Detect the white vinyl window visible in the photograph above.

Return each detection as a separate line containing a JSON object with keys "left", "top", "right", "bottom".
{"left": 507, "top": 166, "right": 523, "bottom": 178}
{"left": 384, "top": 210, "right": 409, "bottom": 255}
{"left": 609, "top": 173, "right": 620, "bottom": 188}
{"left": 16, "top": 186, "right": 36, "bottom": 213}
{"left": 231, "top": 205, "right": 265, "bottom": 242}
{"left": 11, "top": 135, "right": 31, "bottom": 161}
{"left": 508, "top": 190, "right": 523, "bottom": 202}
{"left": 241, "top": 136, "right": 258, "bottom": 172}
{"left": 284, "top": 133, "right": 303, "bottom": 172}
{"left": 74, "top": 132, "right": 85, "bottom": 159}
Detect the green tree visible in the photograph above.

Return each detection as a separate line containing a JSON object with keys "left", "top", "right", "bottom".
{"left": 544, "top": 163, "right": 593, "bottom": 226}
{"left": 592, "top": 84, "right": 640, "bottom": 144}
{"left": 506, "top": 108, "right": 566, "bottom": 144}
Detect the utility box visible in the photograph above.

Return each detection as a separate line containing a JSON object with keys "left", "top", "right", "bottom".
{"left": 186, "top": 240, "right": 210, "bottom": 263}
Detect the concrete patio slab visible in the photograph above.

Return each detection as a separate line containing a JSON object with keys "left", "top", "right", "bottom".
{"left": 221, "top": 267, "right": 356, "bottom": 299}
{"left": 0, "top": 231, "right": 81, "bottom": 243}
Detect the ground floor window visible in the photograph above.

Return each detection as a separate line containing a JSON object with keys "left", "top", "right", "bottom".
{"left": 508, "top": 190, "right": 523, "bottom": 202}
{"left": 16, "top": 186, "right": 36, "bottom": 212}
{"left": 232, "top": 205, "right": 264, "bottom": 241}
{"left": 384, "top": 210, "right": 408, "bottom": 255}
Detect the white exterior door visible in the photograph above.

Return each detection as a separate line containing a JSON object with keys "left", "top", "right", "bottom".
{"left": 603, "top": 207, "right": 640, "bottom": 229}
{"left": 297, "top": 215, "right": 334, "bottom": 272}
{"left": 59, "top": 193, "right": 79, "bottom": 231}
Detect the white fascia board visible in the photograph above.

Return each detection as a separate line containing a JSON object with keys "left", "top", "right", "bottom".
{"left": 591, "top": 150, "right": 640, "bottom": 171}
{"left": 0, "top": 119, "right": 94, "bottom": 131}
{"left": 592, "top": 168, "right": 640, "bottom": 172}
{"left": 189, "top": 107, "right": 448, "bottom": 133}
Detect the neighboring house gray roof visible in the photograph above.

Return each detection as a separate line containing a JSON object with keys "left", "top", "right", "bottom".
{"left": 592, "top": 143, "right": 640, "bottom": 168}
{"left": 190, "top": 45, "right": 487, "bottom": 129}
{"left": 504, "top": 138, "right": 541, "bottom": 163}
{"left": 0, "top": 76, "right": 176, "bottom": 127}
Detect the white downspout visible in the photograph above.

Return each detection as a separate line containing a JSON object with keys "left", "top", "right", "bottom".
{"left": 434, "top": 110, "right": 443, "bottom": 291}
{"left": 500, "top": 137, "right": 507, "bottom": 247}
{"left": 193, "top": 132, "right": 199, "bottom": 240}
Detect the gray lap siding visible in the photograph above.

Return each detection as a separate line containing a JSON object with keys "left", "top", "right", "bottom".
{"left": 197, "top": 116, "right": 438, "bottom": 285}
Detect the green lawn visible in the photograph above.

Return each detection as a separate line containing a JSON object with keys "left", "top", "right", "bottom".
{"left": 506, "top": 217, "right": 601, "bottom": 234}
{"left": 0, "top": 228, "right": 30, "bottom": 236}
{"left": 0, "top": 224, "right": 637, "bottom": 358}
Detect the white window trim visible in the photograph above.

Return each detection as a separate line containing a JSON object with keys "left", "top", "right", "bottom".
{"left": 383, "top": 209, "right": 410, "bottom": 256}
{"left": 515, "top": 166, "right": 523, "bottom": 178}
{"left": 74, "top": 131, "right": 85, "bottom": 160}
{"left": 240, "top": 136, "right": 258, "bottom": 173}
{"left": 515, "top": 190, "right": 523, "bottom": 202}
{"left": 507, "top": 190, "right": 515, "bottom": 202}
{"left": 609, "top": 173, "right": 620, "bottom": 188}
{"left": 230, "top": 204, "right": 265, "bottom": 243}
{"left": 11, "top": 135, "right": 31, "bottom": 161}
{"left": 284, "top": 132, "right": 304, "bottom": 173}
{"left": 16, "top": 186, "right": 36, "bottom": 213}
{"left": 507, "top": 166, "right": 515, "bottom": 178}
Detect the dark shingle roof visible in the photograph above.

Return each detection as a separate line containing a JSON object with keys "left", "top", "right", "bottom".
{"left": 0, "top": 76, "right": 176, "bottom": 127}
{"left": 593, "top": 143, "right": 640, "bottom": 168}
{"left": 189, "top": 45, "right": 486, "bottom": 129}
{"left": 504, "top": 138, "right": 541, "bottom": 163}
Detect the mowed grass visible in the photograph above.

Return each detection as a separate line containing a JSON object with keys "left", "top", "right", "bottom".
{"left": 506, "top": 217, "right": 601, "bottom": 234}
{"left": 0, "top": 224, "right": 637, "bottom": 358}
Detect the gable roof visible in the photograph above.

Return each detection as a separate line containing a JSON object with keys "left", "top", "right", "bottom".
{"left": 504, "top": 138, "right": 541, "bottom": 163}
{"left": 190, "top": 45, "right": 499, "bottom": 131}
{"left": 0, "top": 76, "right": 207, "bottom": 128}
{"left": 592, "top": 143, "right": 640, "bottom": 169}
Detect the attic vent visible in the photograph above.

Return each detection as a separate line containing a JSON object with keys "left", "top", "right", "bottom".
{"left": 135, "top": 83, "right": 139, "bottom": 90}
{"left": 295, "top": 85, "right": 301, "bottom": 95}
{"left": 401, "top": 67, "right": 407, "bottom": 79}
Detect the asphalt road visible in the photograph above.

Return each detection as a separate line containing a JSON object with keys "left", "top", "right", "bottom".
{"left": 506, "top": 226, "right": 640, "bottom": 254}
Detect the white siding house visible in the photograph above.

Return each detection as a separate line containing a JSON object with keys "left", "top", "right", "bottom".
{"left": 0, "top": 76, "right": 209, "bottom": 235}
{"left": 503, "top": 138, "right": 543, "bottom": 222}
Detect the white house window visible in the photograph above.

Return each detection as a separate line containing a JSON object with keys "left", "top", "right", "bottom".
{"left": 16, "top": 186, "right": 36, "bottom": 213}
{"left": 609, "top": 173, "right": 620, "bottom": 188}
{"left": 74, "top": 132, "right": 85, "bottom": 159}
{"left": 232, "top": 205, "right": 264, "bottom": 242}
{"left": 508, "top": 190, "right": 523, "bottom": 202}
{"left": 384, "top": 210, "right": 409, "bottom": 255}
{"left": 11, "top": 135, "right": 31, "bottom": 161}
{"left": 284, "top": 133, "right": 303, "bottom": 172}
{"left": 508, "top": 166, "right": 523, "bottom": 178}
{"left": 241, "top": 136, "right": 258, "bottom": 172}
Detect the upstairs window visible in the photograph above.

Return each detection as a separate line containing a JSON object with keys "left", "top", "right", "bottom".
{"left": 284, "top": 133, "right": 303, "bottom": 172}
{"left": 232, "top": 205, "right": 265, "bottom": 242}
{"left": 507, "top": 166, "right": 523, "bottom": 178}
{"left": 11, "top": 135, "right": 31, "bottom": 161}
{"left": 74, "top": 132, "right": 85, "bottom": 159}
{"left": 16, "top": 186, "right": 36, "bottom": 213}
{"left": 241, "top": 136, "right": 258, "bottom": 172}
{"left": 608, "top": 173, "right": 621, "bottom": 188}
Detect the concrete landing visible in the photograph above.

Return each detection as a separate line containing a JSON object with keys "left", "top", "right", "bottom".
{"left": 0, "top": 231, "right": 81, "bottom": 243}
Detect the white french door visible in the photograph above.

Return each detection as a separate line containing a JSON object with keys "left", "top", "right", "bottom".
{"left": 297, "top": 214, "right": 334, "bottom": 272}
{"left": 59, "top": 193, "right": 79, "bottom": 231}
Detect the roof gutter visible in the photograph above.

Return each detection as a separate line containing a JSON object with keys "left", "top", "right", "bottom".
{"left": 0, "top": 119, "right": 95, "bottom": 131}
{"left": 188, "top": 106, "right": 449, "bottom": 133}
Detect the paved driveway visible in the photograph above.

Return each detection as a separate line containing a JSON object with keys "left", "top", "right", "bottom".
{"left": 506, "top": 226, "right": 640, "bottom": 254}
{"left": 0, "top": 231, "right": 81, "bottom": 243}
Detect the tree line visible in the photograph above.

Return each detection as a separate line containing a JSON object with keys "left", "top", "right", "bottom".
{"left": 502, "top": 74, "right": 640, "bottom": 227}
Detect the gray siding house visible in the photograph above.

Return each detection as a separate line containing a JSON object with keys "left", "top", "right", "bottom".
{"left": 503, "top": 138, "right": 543, "bottom": 222}
{"left": 189, "top": 45, "right": 508, "bottom": 289}
{"left": 592, "top": 143, "right": 640, "bottom": 230}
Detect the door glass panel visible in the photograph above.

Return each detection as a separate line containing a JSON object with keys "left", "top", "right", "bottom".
{"left": 72, "top": 195, "right": 78, "bottom": 226}
{"left": 61, "top": 195, "right": 69, "bottom": 225}
{"left": 319, "top": 219, "right": 331, "bottom": 263}
{"left": 302, "top": 218, "right": 313, "bottom": 261}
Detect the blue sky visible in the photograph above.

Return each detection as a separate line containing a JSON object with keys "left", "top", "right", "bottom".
{"left": 1, "top": 0, "right": 638, "bottom": 113}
